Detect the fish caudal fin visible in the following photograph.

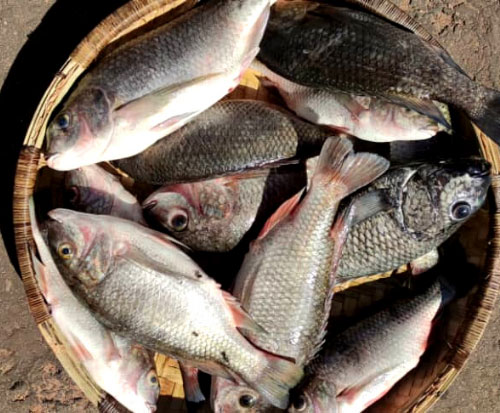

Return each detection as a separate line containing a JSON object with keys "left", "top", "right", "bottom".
{"left": 313, "top": 137, "right": 390, "bottom": 196}
{"left": 470, "top": 88, "right": 500, "bottom": 146}
{"left": 253, "top": 354, "right": 303, "bottom": 409}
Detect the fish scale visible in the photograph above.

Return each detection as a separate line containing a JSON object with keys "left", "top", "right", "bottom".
{"left": 115, "top": 100, "right": 330, "bottom": 185}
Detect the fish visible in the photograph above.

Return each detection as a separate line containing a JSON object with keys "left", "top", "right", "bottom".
{"left": 337, "top": 158, "right": 491, "bottom": 279}
{"left": 45, "top": 0, "right": 276, "bottom": 170}
{"left": 142, "top": 165, "right": 306, "bottom": 252}
{"left": 65, "top": 164, "right": 146, "bottom": 225}
{"left": 113, "top": 99, "right": 331, "bottom": 185}
{"left": 28, "top": 199, "right": 159, "bottom": 413}
{"left": 288, "top": 277, "right": 456, "bottom": 413}
{"left": 258, "top": 1, "right": 500, "bottom": 145}
{"left": 43, "top": 210, "right": 303, "bottom": 409}
{"left": 212, "top": 138, "right": 389, "bottom": 413}
{"left": 253, "top": 60, "right": 446, "bottom": 143}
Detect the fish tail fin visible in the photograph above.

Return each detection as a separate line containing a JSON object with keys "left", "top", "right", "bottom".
{"left": 252, "top": 354, "right": 303, "bottom": 409}
{"left": 312, "top": 137, "right": 390, "bottom": 196}
{"left": 179, "top": 363, "right": 205, "bottom": 403}
{"left": 468, "top": 87, "right": 500, "bottom": 146}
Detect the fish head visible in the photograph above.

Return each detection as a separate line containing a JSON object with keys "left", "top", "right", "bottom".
{"left": 289, "top": 380, "right": 336, "bottom": 413}
{"left": 143, "top": 181, "right": 238, "bottom": 251}
{"left": 401, "top": 159, "right": 491, "bottom": 236}
{"left": 44, "top": 209, "right": 115, "bottom": 291}
{"left": 46, "top": 88, "right": 114, "bottom": 171}
{"left": 118, "top": 345, "right": 160, "bottom": 413}
{"left": 65, "top": 165, "right": 114, "bottom": 214}
{"left": 211, "top": 377, "right": 279, "bottom": 413}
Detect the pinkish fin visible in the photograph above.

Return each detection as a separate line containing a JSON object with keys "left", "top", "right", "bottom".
{"left": 105, "top": 334, "right": 122, "bottom": 362}
{"left": 70, "top": 336, "right": 93, "bottom": 362}
{"left": 256, "top": 189, "right": 304, "bottom": 240}
{"left": 179, "top": 363, "right": 205, "bottom": 403}
{"left": 410, "top": 249, "right": 439, "bottom": 276}
{"left": 221, "top": 290, "right": 266, "bottom": 336}
{"left": 312, "top": 138, "right": 389, "bottom": 196}
{"left": 251, "top": 353, "right": 303, "bottom": 409}
{"left": 151, "top": 112, "right": 198, "bottom": 133}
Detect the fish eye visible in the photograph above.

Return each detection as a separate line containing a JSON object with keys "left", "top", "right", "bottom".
{"left": 451, "top": 201, "right": 472, "bottom": 221}
{"left": 66, "top": 186, "right": 80, "bottom": 204}
{"left": 147, "top": 370, "right": 159, "bottom": 387}
{"left": 58, "top": 243, "right": 74, "bottom": 260}
{"left": 239, "top": 394, "right": 256, "bottom": 408}
{"left": 57, "top": 113, "right": 71, "bottom": 130}
{"left": 292, "top": 395, "right": 307, "bottom": 411}
{"left": 167, "top": 209, "right": 188, "bottom": 232}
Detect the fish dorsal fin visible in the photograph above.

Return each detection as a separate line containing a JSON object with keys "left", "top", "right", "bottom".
{"left": 339, "top": 0, "right": 443, "bottom": 48}
{"left": 382, "top": 94, "right": 450, "bottom": 128}
{"left": 349, "top": 189, "right": 394, "bottom": 227}
{"left": 221, "top": 290, "right": 267, "bottom": 336}
{"left": 257, "top": 189, "right": 305, "bottom": 240}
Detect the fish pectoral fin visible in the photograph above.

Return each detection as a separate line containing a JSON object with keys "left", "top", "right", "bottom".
{"left": 256, "top": 189, "right": 305, "bottom": 240}
{"left": 221, "top": 290, "right": 267, "bottom": 336}
{"left": 424, "top": 42, "right": 470, "bottom": 78}
{"left": 383, "top": 94, "right": 450, "bottom": 128}
{"left": 67, "top": 334, "right": 94, "bottom": 362}
{"left": 179, "top": 363, "right": 205, "bottom": 403}
{"left": 113, "top": 73, "right": 227, "bottom": 126}
{"left": 349, "top": 189, "right": 394, "bottom": 227}
{"left": 410, "top": 249, "right": 439, "bottom": 276}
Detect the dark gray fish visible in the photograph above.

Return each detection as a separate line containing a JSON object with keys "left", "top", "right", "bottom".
{"left": 259, "top": 1, "right": 500, "bottom": 145}
{"left": 288, "top": 277, "right": 455, "bottom": 413}
{"left": 338, "top": 159, "right": 491, "bottom": 279}
{"left": 113, "top": 100, "right": 331, "bottom": 185}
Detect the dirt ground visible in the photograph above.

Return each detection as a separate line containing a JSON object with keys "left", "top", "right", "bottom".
{"left": 0, "top": 0, "right": 499, "bottom": 412}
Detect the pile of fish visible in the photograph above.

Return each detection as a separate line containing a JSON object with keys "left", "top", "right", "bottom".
{"left": 29, "top": 0, "right": 496, "bottom": 412}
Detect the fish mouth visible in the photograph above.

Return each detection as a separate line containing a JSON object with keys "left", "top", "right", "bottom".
{"left": 145, "top": 401, "right": 157, "bottom": 412}
{"left": 143, "top": 200, "right": 158, "bottom": 211}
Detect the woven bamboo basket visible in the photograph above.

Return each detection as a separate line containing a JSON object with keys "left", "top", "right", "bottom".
{"left": 12, "top": 0, "right": 500, "bottom": 412}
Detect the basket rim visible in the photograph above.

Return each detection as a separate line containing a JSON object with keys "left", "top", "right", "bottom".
{"left": 12, "top": 0, "right": 500, "bottom": 412}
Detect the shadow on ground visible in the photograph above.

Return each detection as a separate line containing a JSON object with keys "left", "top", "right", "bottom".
{"left": 0, "top": 0, "right": 129, "bottom": 273}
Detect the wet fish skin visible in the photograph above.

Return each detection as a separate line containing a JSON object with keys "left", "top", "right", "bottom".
{"left": 113, "top": 100, "right": 331, "bottom": 185}
{"left": 288, "top": 278, "right": 455, "bottom": 413}
{"left": 212, "top": 138, "right": 389, "bottom": 413}
{"left": 65, "top": 164, "right": 146, "bottom": 225}
{"left": 253, "top": 60, "right": 444, "bottom": 143}
{"left": 29, "top": 201, "right": 159, "bottom": 413}
{"left": 143, "top": 165, "right": 307, "bottom": 252}
{"left": 44, "top": 210, "right": 303, "bottom": 409}
{"left": 46, "top": 0, "right": 275, "bottom": 170}
{"left": 337, "top": 158, "right": 491, "bottom": 279}
{"left": 259, "top": 1, "right": 500, "bottom": 145}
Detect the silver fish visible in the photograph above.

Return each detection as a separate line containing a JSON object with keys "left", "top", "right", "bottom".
{"left": 29, "top": 200, "right": 159, "bottom": 413}
{"left": 44, "top": 210, "right": 303, "bottom": 409}
{"left": 46, "top": 0, "right": 275, "bottom": 170}
{"left": 65, "top": 164, "right": 146, "bottom": 225}
{"left": 253, "top": 60, "right": 445, "bottom": 143}
{"left": 288, "top": 277, "right": 455, "bottom": 413}
{"left": 212, "top": 138, "right": 389, "bottom": 413}
{"left": 143, "top": 167, "right": 306, "bottom": 252}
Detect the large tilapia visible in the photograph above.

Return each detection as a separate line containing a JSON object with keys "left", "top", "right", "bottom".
{"left": 46, "top": 0, "right": 275, "bottom": 170}
{"left": 143, "top": 166, "right": 306, "bottom": 252}
{"left": 113, "top": 100, "right": 331, "bottom": 185}
{"left": 44, "top": 211, "right": 302, "bottom": 409}
{"left": 288, "top": 277, "right": 456, "bottom": 413}
{"left": 65, "top": 164, "right": 146, "bottom": 224}
{"left": 253, "top": 60, "right": 445, "bottom": 142}
{"left": 212, "top": 138, "right": 389, "bottom": 413}
{"left": 29, "top": 200, "right": 159, "bottom": 413}
{"left": 258, "top": 1, "right": 500, "bottom": 145}
{"left": 338, "top": 158, "right": 491, "bottom": 279}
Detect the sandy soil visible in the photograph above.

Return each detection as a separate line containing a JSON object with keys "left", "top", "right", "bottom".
{"left": 0, "top": 0, "right": 499, "bottom": 412}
